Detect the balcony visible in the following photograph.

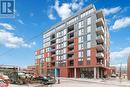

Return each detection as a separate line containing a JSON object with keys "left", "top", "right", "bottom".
{"left": 67, "top": 25, "right": 74, "bottom": 33}
{"left": 96, "top": 26, "right": 104, "bottom": 35}
{"left": 67, "top": 53, "right": 74, "bottom": 59}
{"left": 68, "top": 46, "right": 74, "bottom": 52}
{"left": 97, "top": 59, "right": 104, "bottom": 65}
{"left": 96, "top": 44, "right": 104, "bottom": 52}
{"left": 96, "top": 35, "right": 104, "bottom": 44}
{"left": 68, "top": 32, "right": 74, "bottom": 39}
{"left": 96, "top": 10, "right": 103, "bottom": 19}
{"left": 50, "top": 34, "right": 56, "bottom": 40}
{"left": 96, "top": 52, "right": 104, "bottom": 58}
{"left": 51, "top": 40, "right": 56, "bottom": 45}
{"left": 96, "top": 18, "right": 105, "bottom": 27}
{"left": 67, "top": 39, "right": 74, "bottom": 46}
{"left": 68, "top": 60, "right": 74, "bottom": 66}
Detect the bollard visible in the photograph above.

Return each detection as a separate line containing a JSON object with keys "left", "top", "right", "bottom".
{"left": 58, "top": 78, "right": 60, "bottom": 84}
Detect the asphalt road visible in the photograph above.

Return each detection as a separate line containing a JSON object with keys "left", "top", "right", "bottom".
{"left": 9, "top": 78, "right": 130, "bottom": 87}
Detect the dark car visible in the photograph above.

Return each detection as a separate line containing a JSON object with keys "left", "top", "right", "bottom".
{"left": 34, "top": 76, "right": 56, "bottom": 85}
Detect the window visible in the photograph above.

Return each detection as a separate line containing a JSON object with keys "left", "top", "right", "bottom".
{"left": 87, "top": 17, "right": 91, "bottom": 25}
{"left": 87, "top": 34, "right": 91, "bottom": 41}
{"left": 78, "top": 29, "right": 84, "bottom": 36}
{"left": 85, "top": 11, "right": 89, "bottom": 16}
{"left": 56, "top": 50, "right": 58, "bottom": 55}
{"left": 78, "top": 36, "right": 84, "bottom": 43}
{"left": 78, "top": 51, "right": 83, "bottom": 58}
{"left": 81, "top": 12, "right": 86, "bottom": 18}
{"left": 64, "top": 29, "right": 67, "bottom": 35}
{"left": 78, "top": 59, "right": 83, "bottom": 65}
{"left": 89, "top": 8, "right": 94, "bottom": 14}
{"left": 64, "top": 36, "right": 67, "bottom": 41}
{"left": 63, "top": 42, "right": 67, "bottom": 47}
{"left": 64, "top": 48, "right": 66, "bottom": 53}
{"left": 78, "top": 43, "right": 83, "bottom": 50}
{"left": 87, "top": 26, "right": 91, "bottom": 33}
{"left": 78, "top": 21, "right": 84, "bottom": 29}
{"left": 46, "top": 47, "right": 50, "bottom": 52}
{"left": 47, "top": 52, "right": 49, "bottom": 57}
{"left": 60, "top": 61, "right": 66, "bottom": 67}
{"left": 63, "top": 54, "right": 66, "bottom": 60}
{"left": 87, "top": 50, "right": 91, "bottom": 57}
{"left": 56, "top": 56, "right": 59, "bottom": 60}
{"left": 86, "top": 60, "right": 91, "bottom": 65}
{"left": 87, "top": 42, "right": 91, "bottom": 48}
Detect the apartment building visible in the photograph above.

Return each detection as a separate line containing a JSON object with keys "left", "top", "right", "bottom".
{"left": 35, "top": 4, "right": 110, "bottom": 78}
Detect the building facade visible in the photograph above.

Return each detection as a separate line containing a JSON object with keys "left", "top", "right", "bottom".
{"left": 35, "top": 4, "right": 110, "bottom": 78}
{"left": 128, "top": 55, "right": 130, "bottom": 80}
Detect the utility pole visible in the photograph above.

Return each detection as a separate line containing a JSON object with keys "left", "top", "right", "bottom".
{"left": 119, "top": 62, "right": 122, "bottom": 82}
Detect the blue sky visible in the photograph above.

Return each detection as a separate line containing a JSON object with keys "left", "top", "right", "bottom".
{"left": 0, "top": 0, "right": 130, "bottom": 68}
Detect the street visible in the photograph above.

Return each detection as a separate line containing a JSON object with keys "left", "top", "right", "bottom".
{"left": 9, "top": 78, "right": 130, "bottom": 87}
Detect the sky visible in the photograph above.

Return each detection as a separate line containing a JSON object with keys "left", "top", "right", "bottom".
{"left": 0, "top": 0, "right": 130, "bottom": 68}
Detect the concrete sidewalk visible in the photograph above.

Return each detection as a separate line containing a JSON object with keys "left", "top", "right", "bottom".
{"left": 59, "top": 78, "right": 130, "bottom": 87}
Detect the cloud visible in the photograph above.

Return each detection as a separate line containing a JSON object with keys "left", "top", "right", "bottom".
{"left": 48, "top": 6, "right": 56, "bottom": 20}
{"left": 17, "top": 19, "right": 24, "bottom": 24}
{"left": 110, "top": 47, "right": 130, "bottom": 60}
{"left": 53, "top": 0, "right": 84, "bottom": 20}
{"left": 112, "top": 17, "right": 130, "bottom": 30}
{"left": 102, "top": 6, "right": 121, "bottom": 16}
{"left": 71, "top": 0, "right": 84, "bottom": 11}
{"left": 48, "top": 14, "right": 56, "bottom": 20}
{"left": 111, "top": 64, "right": 127, "bottom": 68}
{"left": 54, "top": 0, "right": 72, "bottom": 20}
{"left": 0, "top": 30, "right": 35, "bottom": 48}
{"left": 0, "top": 23, "right": 14, "bottom": 30}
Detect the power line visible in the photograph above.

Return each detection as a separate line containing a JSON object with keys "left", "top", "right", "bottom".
{"left": 0, "top": 25, "right": 49, "bottom": 57}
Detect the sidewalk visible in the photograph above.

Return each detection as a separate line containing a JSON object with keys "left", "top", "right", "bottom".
{"left": 59, "top": 77, "right": 130, "bottom": 87}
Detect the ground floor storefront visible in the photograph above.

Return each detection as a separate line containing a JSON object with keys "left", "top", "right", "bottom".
{"left": 45, "top": 67, "right": 109, "bottom": 79}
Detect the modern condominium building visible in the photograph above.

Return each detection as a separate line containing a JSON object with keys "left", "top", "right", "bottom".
{"left": 35, "top": 4, "right": 110, "bottom": 79}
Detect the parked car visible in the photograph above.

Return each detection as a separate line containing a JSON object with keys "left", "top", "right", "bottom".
{"left": 111, "top": 74, "right": 116, "bottom": 78}
{"left": 34, "top": 76, "right": 56, "bottom": 85}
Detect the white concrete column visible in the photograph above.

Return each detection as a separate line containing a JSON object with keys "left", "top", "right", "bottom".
{"left": 101, "top": 69, "right": 103, "bottom": 78}
{"left": 94, "top": 67, "right": 96, "bottom": 79}
{"left": 74, "top": 68, "right": 76, "bottom": 78}
{"left": 97, "top": 68, "right": 99, "bottom": 79}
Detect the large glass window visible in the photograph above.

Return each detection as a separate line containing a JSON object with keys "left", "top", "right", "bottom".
{"left": 87, "top": 26, "right": 91, "bottom": 33}
{"left": 78, "top": 51, "right": 83, "bottom": 58}
{"left": 87, "top": 34, "right": 91, "bottom": 41}
{"left": 87, "top": 50, "right": 91, "bottom": 57}
{"left": 87, "top": 42, "right": 91, "bottom": 48}
{"left": 87, "top": 17, "right": 91, "bottom": 25}
{"left": 78, "top": 58, "right": 83, "bottom": 65}
{"left": 78, "top": 21, "right": 84, "bottom": 29}
{"left": 78, "top": 29, "right": 84, "bottom": 36}
{"left": 78, "top": 43, "right": 83, "bottom": 50}
{"left": 78, "top": 36, "right": 84, "bottom": 43}
{"left": 86, "top": 60, "right": 91, "bottom": 65}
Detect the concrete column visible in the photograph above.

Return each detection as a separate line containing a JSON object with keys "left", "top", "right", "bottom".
{"left": 74, "top": 68, "right": 76, "bottom": 78}
{"left": 97, "top": 68, "right": 99, "bottom": 79}
{"left": 101, "top": 69, "right": 103, "bottom": 78}
{"left": 94, "top": 67, "right": 96, "bottom": 79}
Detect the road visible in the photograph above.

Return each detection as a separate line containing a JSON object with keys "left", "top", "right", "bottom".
{"left": 9, "top": 83, "right": 43, "bottom": 87}
{"left": 9, "top": 78, "right": 130, "bottom": 87}
{"left": 52, "top": 79, "right": 124, "bottom": 87}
